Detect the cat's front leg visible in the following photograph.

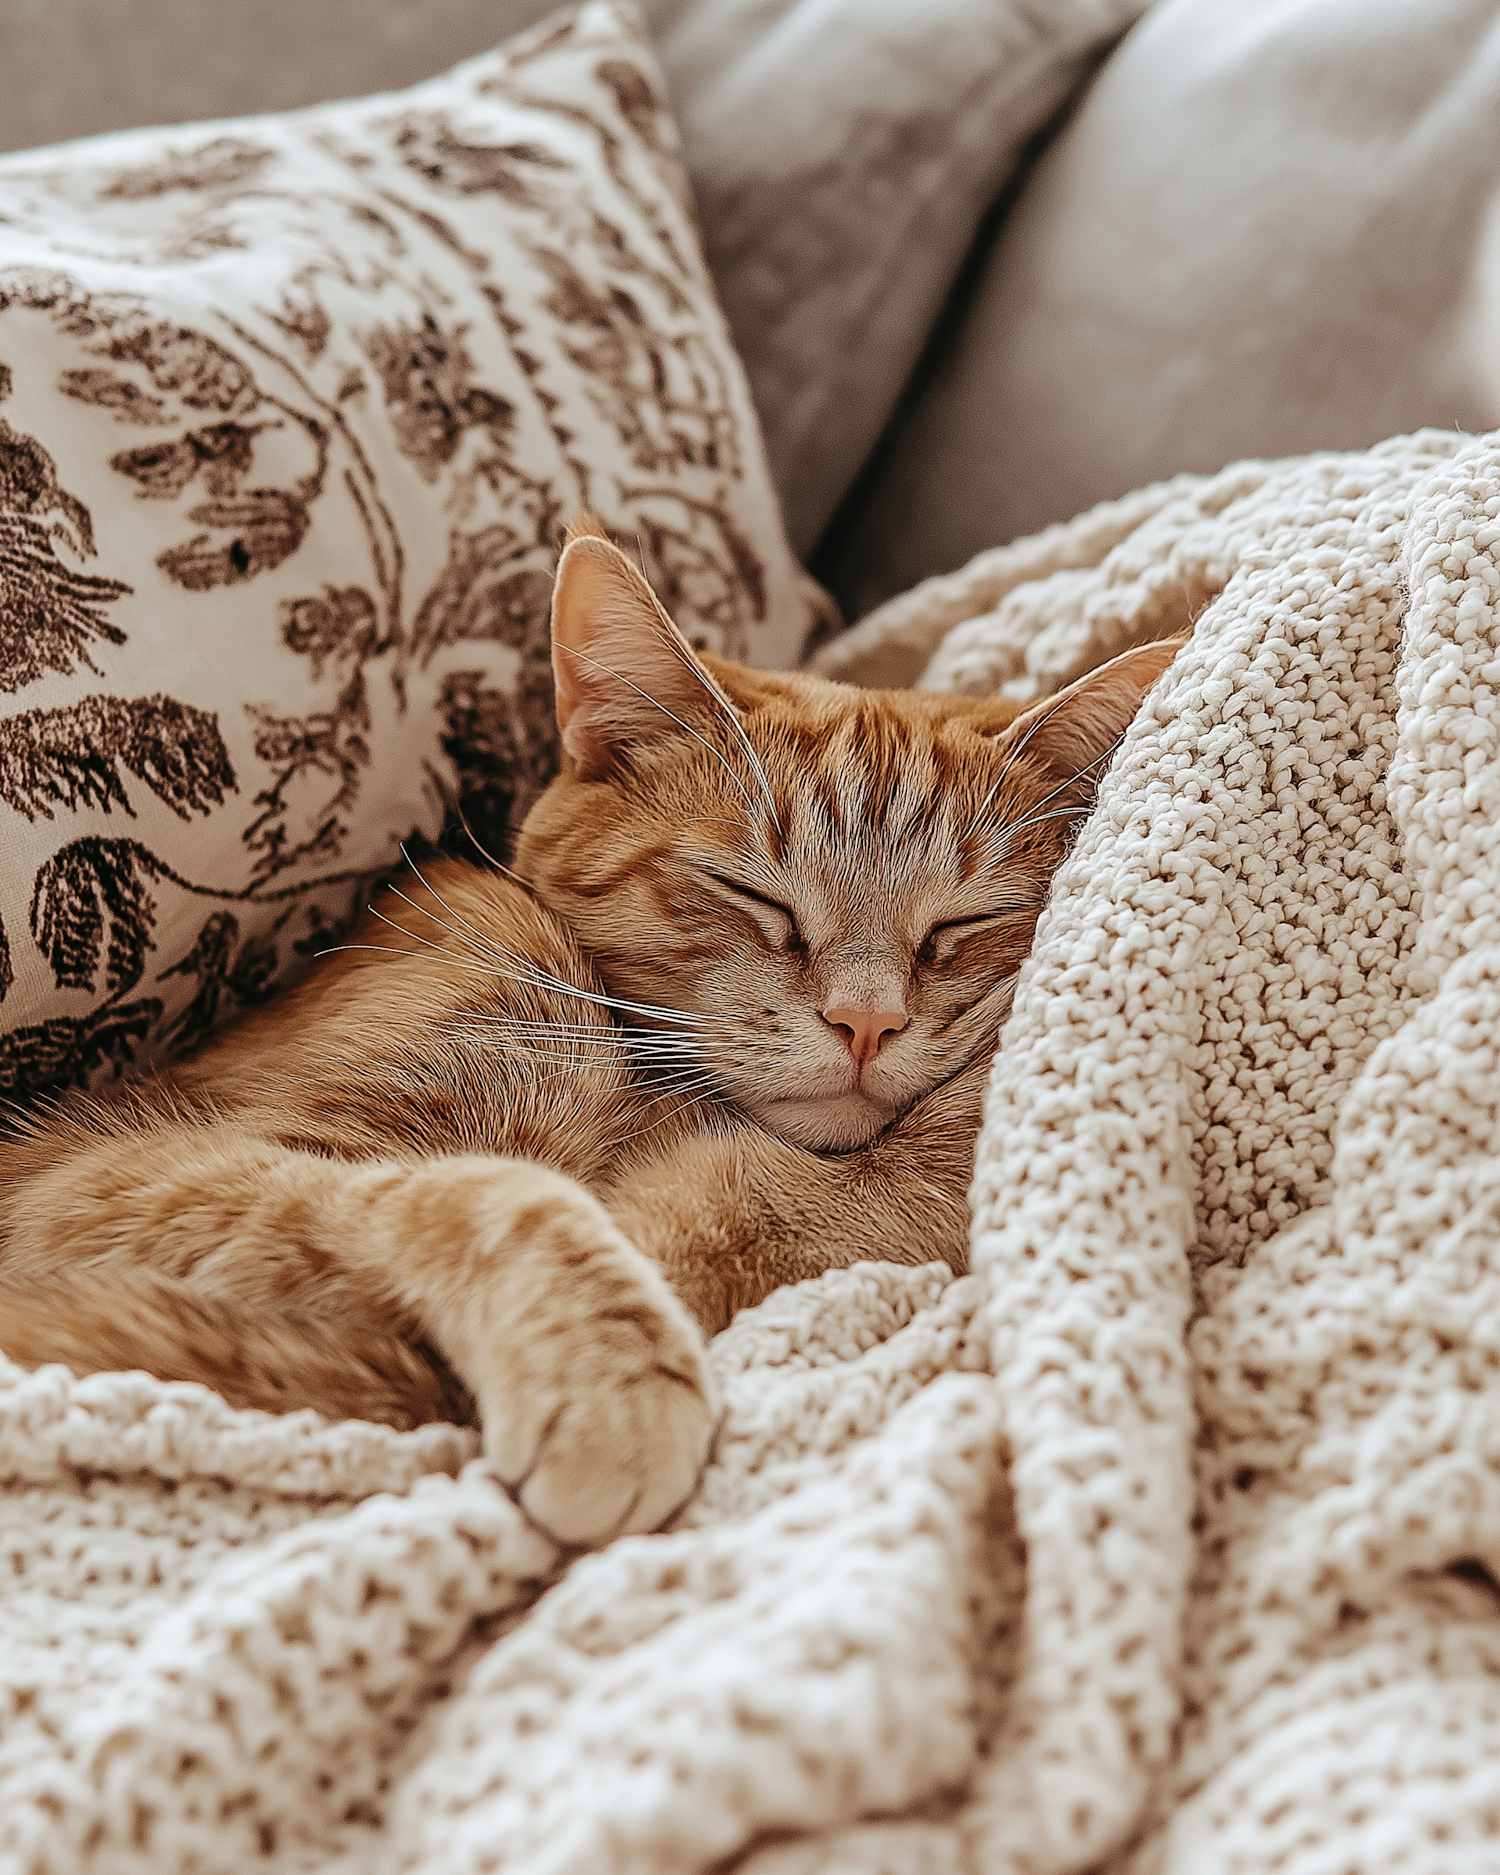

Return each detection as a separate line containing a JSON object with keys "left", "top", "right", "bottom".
{"left": 338, "top": 1154, "right": 716, "bottom": 1546}
{"left": 1, "top": 1121, "right": 715, "bottom": 1548}
{"left": 607, "top": 1049, "right": 994, "bottom": 1333}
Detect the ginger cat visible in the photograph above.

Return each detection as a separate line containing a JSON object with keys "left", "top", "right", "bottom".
{"left": 0, "top": 524, "right": 1179, "bottom": 1546}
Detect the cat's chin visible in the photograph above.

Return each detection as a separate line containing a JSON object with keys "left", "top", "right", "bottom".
{"left": 749, "top": 1090, "right": 898, "bottom": 1153}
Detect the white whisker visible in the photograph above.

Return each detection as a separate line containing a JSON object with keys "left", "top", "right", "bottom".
{"left": 364, "top": 908, "right": 541, "bottom": 985}
{"left": 381, "top": 892, "right": 519, "bottom": 977}
{"left": 968, "top": 740, "right": 1119, "bottom": 880}
{"left": 974, "top": 805, "right": 1094, "bottom": 875}
{"left": 433, "top": 1019, "right": 700, "bottom": 1064}
{"left": 455, "top": 804, "right": 520, "bottom": 879}
{"left": 390, "top": 865, "right": 528, "bottom": 967}
{"left": 606, "top": 1079, "right": 730, "bottom": 1152}
{"left": 393, "top": 856, "right": 717, "bottom": 1031}
{"left": 328, "top": 927, "right": 513, "bottom": 980}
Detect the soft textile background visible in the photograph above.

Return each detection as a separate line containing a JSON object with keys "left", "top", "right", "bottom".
{"left": 17, "top": 0, "right": 1500, "bottom": 618}
{"left": 0, "top": 0, "right": 816, "bottom": 1093}
{"left": 0, "top": 1264, "right": 1017, "bottom": 1875}
{"left": 0, "top": 0, "right": 1151, "bottom": 557}
{"left": 836, "top": 0, "right": 1500, "bottom": 611}
{"left": 825, "top": 427, "right": 1500, "bottom": 1870}
{"left": 13, "top": 429, "right": 1500, "bottom": 1871}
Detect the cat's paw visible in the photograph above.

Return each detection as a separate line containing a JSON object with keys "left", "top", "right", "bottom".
{"left": 466, "top": 1185, "right": 717, "bottom": 1547}
{"left": 485, "top": 1335, "right": 715, "bottom": 1549}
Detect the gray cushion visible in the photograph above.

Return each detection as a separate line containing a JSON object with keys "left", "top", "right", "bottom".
{"left": 830, "top": 0, "right": 1500, "bottom": 616}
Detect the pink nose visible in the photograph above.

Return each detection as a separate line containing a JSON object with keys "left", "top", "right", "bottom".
{"left": 822, "top": 1002, "right": 909, "bottom": 1071}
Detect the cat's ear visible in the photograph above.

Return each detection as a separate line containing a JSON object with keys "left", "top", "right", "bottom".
{"left": 999, "top": 636, "right": 1185, "bottom": 778}
{"left": 550, "top": 526, "right": 726, "bottom": 780}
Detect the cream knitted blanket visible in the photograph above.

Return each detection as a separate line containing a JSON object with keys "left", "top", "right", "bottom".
{"left": 7, "top": 427, "right": 1500, "bottom": 1873}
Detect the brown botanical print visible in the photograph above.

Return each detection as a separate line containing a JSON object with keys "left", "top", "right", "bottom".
{"left": 54, "top": 368, "right": 170, "bottom": 424}
{"left": 267, "top": 286, "right": 332, "bottom": 363}
{"left": 533, "top": 246, "right": 737, "bottom": 476}
{"left": 109, "top": 421, "right": 268, "bottom": 501}
{"left": 436, "top": 667, "right": 526, "bottom": 858}
{"left": 388, "top": 113, "right": 569, "bottom": 209}
{"left": 0, "top": 409, "right": 131, "bottom": 689}
{"left": 158, "top": 907, "right": 243, "bottom": 1049}
{"left": 21, "top": 281, "right": 333, "bottom": 596}
{"left": 593, "top": 59, "right": 674, "bottom": 160}
{"left": 159, "top": 901, "right": 311, "bottom": 1054}
{"left": 31, "top": 836, "right": 175, "bottom": 994}
{"left": 0, "top": 1, "right": 826, "bottom": 1097}
{"left": 363, "top": 313, "right": 515, "bottom": 481}
{"left": 242, "top": 672, "right": 372, "bottom": 884}
{"left": 0, "top": 1000, "right": 163, "bottom": 1093}
{"left": 415, "top": 525, "right": 560, "bottom": 825}
{"left": 75, "top": 319, "right": 257, "bottom": 417}
{"left": 279, "top": 584, "right": 380, "bottom": 681}
{"left": 412, "top": 524, "right": 554, "bottom": 665}
{"left": 101, "top": 136, "right": 276, "bottom": 202}
{"left": 116, "top": 396, "right": 326, "bottom": 592}
{"left": 158, "top": 485, "right": 318, "bottom": 591}
{"left": 623, "top": 486, "right": 767, "bottom": 655}
{"left": 0, "top": 693, "right": 234, "bottom": 823}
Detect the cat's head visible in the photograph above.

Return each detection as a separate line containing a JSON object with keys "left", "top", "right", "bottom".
{"left": 515, "top": 523, "right": 1179, "bottom": 1152}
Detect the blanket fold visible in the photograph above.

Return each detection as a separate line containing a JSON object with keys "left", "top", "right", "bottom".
{"left": 10, "top": 428, "right": 1500, "bottom": 1872}
{"left": 833, "top": 427, "right": 1500, "bottom": 1872}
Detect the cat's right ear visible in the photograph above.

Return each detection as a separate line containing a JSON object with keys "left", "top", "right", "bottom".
{"left": 550, "top": 528, "right": 726, "bottom": 780}
{"left": 997, "top": 635, "right": 1186, "bottom": 782}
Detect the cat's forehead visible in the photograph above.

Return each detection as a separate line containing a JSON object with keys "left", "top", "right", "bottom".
{"left": 641, "top": 677, "right": 1031, "bottom": 888}
{"left": 766, "top": 698, "right": 1015, "bottom": 834}
{"left": 687, "top": 714, "right": 1015, "bottom": 901}
{"left": 778, "top": 743, "right": 958, "bottom": 849}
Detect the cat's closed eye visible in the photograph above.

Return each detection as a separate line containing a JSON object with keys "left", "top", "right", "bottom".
{"left": 917, "top": 911, "right": 1011, "bottom": 964}
{"left": 695, "top": 869, "right": 806, "bottom": 954}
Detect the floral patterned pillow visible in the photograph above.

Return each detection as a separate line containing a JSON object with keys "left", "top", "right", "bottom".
{"left": 0, "top": 0, "right": 827, "bottom": 1097}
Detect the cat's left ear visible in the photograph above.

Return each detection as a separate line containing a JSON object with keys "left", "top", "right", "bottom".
{"left": 996, "top": 636, "right": 1184, "bottom": 779}
{"left": 549, "top": 525, "right": 729, "bottom": 780}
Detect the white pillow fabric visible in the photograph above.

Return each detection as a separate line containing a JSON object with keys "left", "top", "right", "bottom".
{"left": 0, "top": 0, "right": 820, "bottom": 1095}
{"left": 833, "top": 0, "right": 1500, "bottom": 614}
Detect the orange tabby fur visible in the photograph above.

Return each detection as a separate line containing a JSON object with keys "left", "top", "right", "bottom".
{"left": 0, "top": 524, "right": 1180, "bottom": 1545}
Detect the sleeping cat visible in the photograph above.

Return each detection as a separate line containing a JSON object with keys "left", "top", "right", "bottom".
{"left": 0, "top": 522, "right": 1179, "bottom": 1546}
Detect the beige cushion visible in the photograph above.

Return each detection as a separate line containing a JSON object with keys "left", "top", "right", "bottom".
{"left": 0, "top": 0, "right": 817, "bottom": 1093}
{"left": 831, "top": 0, "right": 1500, "bottom": 616}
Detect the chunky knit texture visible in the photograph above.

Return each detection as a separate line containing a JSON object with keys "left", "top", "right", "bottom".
{"left": 9, "top": 428, "right": 1500, "bottom": 1870}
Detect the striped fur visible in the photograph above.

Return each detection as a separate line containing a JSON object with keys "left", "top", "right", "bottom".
{"left": 0, "top": 529, "right": 1180, "bottom": 1545}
